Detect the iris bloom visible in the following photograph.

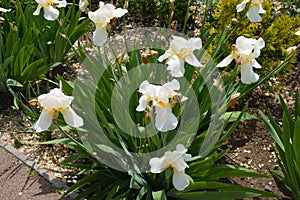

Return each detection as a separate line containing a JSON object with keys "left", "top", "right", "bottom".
{"left": 158, "top": 36, "right": 204, "bottom": 77}
{"left": 79, "top": 0, "right": 89, "bottom": 12}
{"left": 88, "top": 1, "right": 127, "bottom": 46}
{"left": 217, "top": 36, "right": 265, "bottom": 84}
{"left": 236, "top": 0, "right": 266, "bottom": 22}
{"left": 33, "top": 0, "right": 67, "bottom": 21}
{"left": 33, "top": 83, "right": 84, "bottom": 132}
{"left": 136, "top": 79, "right": 187, "bottom": 132}
{"left": 149, "top": 144, "right": 191, "bottom": 191}
{"left": 0, "top": 7, "right": 11, "bottom": 13}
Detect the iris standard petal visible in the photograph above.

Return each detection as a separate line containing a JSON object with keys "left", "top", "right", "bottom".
{"left": 44, "top": 6, "right": 59, "bottom": 21}
{"left": 241, "top": 63, "right": 259, "bottom": 84}
{"left": 138, "top": 81, "right": 157, "bottom": 98}
{"left": 38, "top": 88, "right": 73, "bottom": 110}
{"left": 236, "top": 36, "right": 256, "bottom": 50}
{"left": 170, "top": 36, "right": 188, "bottom": 52}
{"left": 186, "top": 38, "right": 202, "bottom": 51}
{"left": 93, "top": 26, "right": 108, "bottom": 46}
{"left": 115, "top": 8, "right": 128, "bottom": 17}
{"left": 253, "top": 37, "right": 265, "bottom": 57}
{"left": 156, "top": 87, "right": 171, "bottom": 105}
{"left": 99, "top": 1, "right": 105, "bottom": 8}
{"left": 165, "top": 150, "right": 185, "bottom": 170}
{"left": 149, "top": 157, "right": 166, "bottom": 173}
{"left": 166, "top": 56, "right": 185, "bottom": 77}
{"left": 54, "top": 0, "right": 67, "bottom": 8}
{"left": 33, "top": 110, "right": 54, "bottom": 132}
{"left": 216, "top": 54, "right": 233, "bottom": 68}
{"left": 61, "top": 107, "right": 84, "bottom": 127}
{"left": 173, "top": 171, "right": 190, "bottom": 191}
{"left": 163, "top": 79, "right": 180, "bottom": 92}
{"left": 247, "top": 6, "right": 262, "bottom": 22}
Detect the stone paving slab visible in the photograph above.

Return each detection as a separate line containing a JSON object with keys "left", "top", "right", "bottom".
{"left": 0, "top": 147, "right": 63, "bottom": 199}
{"left": 0, "top": 143, "right": 74, "bottom": 200}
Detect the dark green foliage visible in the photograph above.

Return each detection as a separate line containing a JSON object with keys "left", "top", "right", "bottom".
{"left": 0, "top": 0, "right": 91, "bottom": 92}
{"left": 260, "top": 90, "right": 300, "bottom": 200}
{"left": 117, "top": 0, "right": 196, "bottom": 27}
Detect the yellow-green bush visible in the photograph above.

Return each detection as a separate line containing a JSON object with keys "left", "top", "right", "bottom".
{"left": 208, "top": 0, "right": 300, "bottom": 80}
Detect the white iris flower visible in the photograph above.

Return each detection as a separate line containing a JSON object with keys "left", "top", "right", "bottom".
{"left": 88, "top": 1, "right": 127, "bottom": 46}
{"left": 33, "top": 0, "right": 67, "bottom": 21}
{"left": 136, "top": 79, "right": 187, "bottom": 132}
{"left": 0, "top": 7, "right": 11, "bottom": 13}
{"left": 236, "top": 0, "right": 266, "bottom": 22}
{"left": 33, "top": 82, "right": 84, "bottom": 132}
{"left": 149, "top": 144, "right": 192, "bottom": 191}
{"left": 217, "top": 36, "right": 265, "bottom": 84}
{"left": 158, "top": 36, "right": 204, "bottom": 77}
{"left": 79, "top": 0, "right": 89, "bottom": 12}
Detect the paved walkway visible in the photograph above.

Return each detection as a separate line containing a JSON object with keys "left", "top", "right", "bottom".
{"left": 0, "top": 145, "right": 69, "bottom": 200}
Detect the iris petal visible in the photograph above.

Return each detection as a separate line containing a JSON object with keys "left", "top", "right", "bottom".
{"left": 61, "top": 107, "right": 84, "bottom": 127}
{"left": 173, "top": 171, "right": 190, "bottom": 191}
{"left": 44, "top": 6, "right": 59, "bottom": 21}
{"left": 33, "top": 110, "right": 54, "bottom": 132}
{"left": 217, "top": 54, "right": 233, "bottom": 68}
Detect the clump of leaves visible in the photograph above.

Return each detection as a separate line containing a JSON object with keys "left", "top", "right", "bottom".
{"left": 260, "top": 90, "right": 300, "bottom": 200}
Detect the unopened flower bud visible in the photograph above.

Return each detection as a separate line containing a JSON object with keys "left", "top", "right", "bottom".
{"left": 141, "top": 53, "right": 149, "bottom": 64}
{"left": 189, "top": 6, "right": 196, "bottom": 12}
{"left": 221, "top": 72, "right": 230, "bottom": 78}
{"left": 231, "top": 18, "right": 238, "bottom": 25}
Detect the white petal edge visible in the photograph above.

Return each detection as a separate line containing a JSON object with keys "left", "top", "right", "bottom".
{"left": 44, "top": 6, "right": 59, "bottom": 21}
{"left": 185, "top": 54, "right": 203, "bottom": 67}
{"left": 61, "top": 107, "right": 84, "bottom": 127}
{"left": 247, "top": 6, "right": 262, "bottom": 22}
{"left": 0, "top": 7, "right": 11, "bottom": 12}
{"left": 93, "top": 26, "right": 108, "bottom": 46}
{"left": 163, "top": 79, "right": 180, "bottom": 93}
{"left": 236, "top": 0, "right": 247, "bottom": 12}
{"left": 33, "top": 110, "right": 54, "bottom": 132}
{"left": 115, "top": 8, "right": 128, "bottom": 18}
{"left": 216, "top": 54, "right": 233, "bottom": 68}
{"left": 252, "top": 59, "right": 262, "bottom": 69}
{"left": 166, "top": 56, "right": 185, "bottom": 77}
{"left": 149, "top": 157, "right": 166, "bottom": 173}
{"left": 173, "top": 171, "right": 190, "bottom": 191}
{"left": 136, "top": 95, "right": 149, "bottom": 111}
{"left": 240, "top": 63, "right": 259, "bottom": 84}
{"left": 158, "top": 51, "right": 173, "bottom": 62}
{"left": 155, "top": 106, "right": 178, "bottom": 132}
{"left": 33, "top": 6, "right": 41, "bottom": 16}
{"left": 54, "top": 0, "right": 67, "bottom": 8}
{"left": 187, "top": 38, "right": 202, "bottom": 51}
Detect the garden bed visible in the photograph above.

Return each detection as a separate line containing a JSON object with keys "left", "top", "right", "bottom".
{"left": 1, "top": 0, "right": 300, "bottom": 199}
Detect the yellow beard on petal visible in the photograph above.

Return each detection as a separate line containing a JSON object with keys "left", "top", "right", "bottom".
{"left": 44, "top": 0, "right": 54, "bottom": 8}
